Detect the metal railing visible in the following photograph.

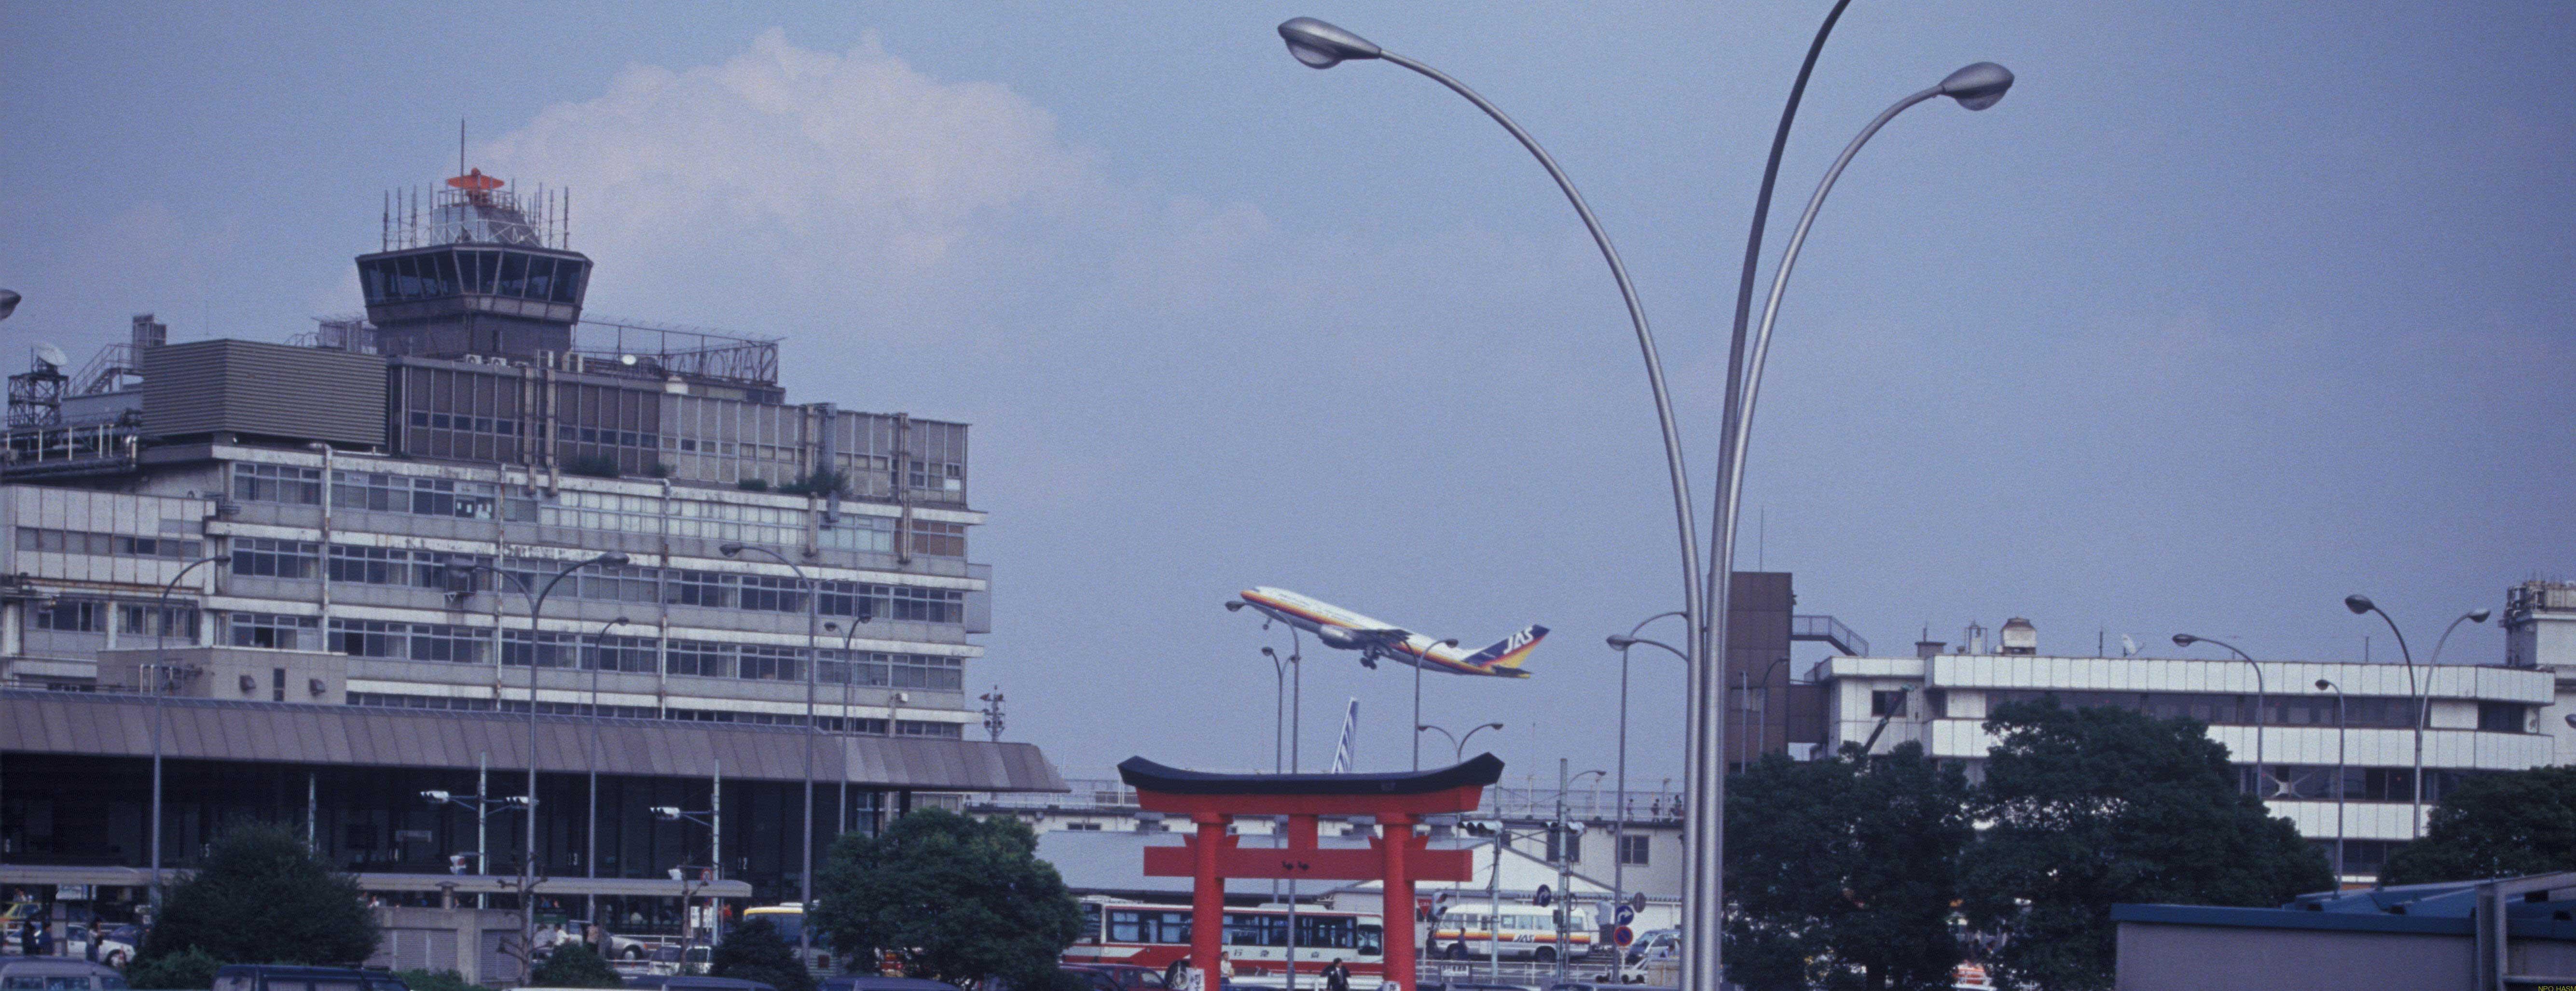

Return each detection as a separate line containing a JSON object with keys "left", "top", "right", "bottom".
{"left": 1790, "top": 613, "right": 1869, "bottom": 656}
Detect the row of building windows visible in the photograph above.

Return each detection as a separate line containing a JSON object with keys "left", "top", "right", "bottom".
{"left": 408, "top": 410, "right": 523, "bottom": 437}
{"left": 28, "top": 599, "right": 200, "bottom": 638}
{"left": 358, "top": 248, "right": 587, "bottom": 305}
{"left": 230, "top": 465, "right": 967, "bottom": 558}
{"left": 221, "top": 539, "right": 968, "bottom": 619}
{"left": 245, "top": 613, "right": 964, "bottom": 691}
{"left": 1983, "top": 689, "right": 2431, "bottom": 730}
{"left": 16, "top": 527, "right": 203, "bottom": 560}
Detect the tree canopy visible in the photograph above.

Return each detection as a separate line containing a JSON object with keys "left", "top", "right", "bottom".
{"left": 1724, "top": 742, "right": 1974, "bottom": 991}
{"left": 530, "top": 943, "right": 627, "bottom": 989}
{"left": 1957, "top": 698, "right": 2330, "bottom": 991}
{"left": 710, "top": 918, "right": 815, "bottom": 991}
{"left": 138, "top": 823, "right": 379, "bottom": 967}
{"left": 811, "top": 809, "right": 1081, "bottom": 989}
{"left": 2382, "top": 765, "right": 2576, "bottom": 885}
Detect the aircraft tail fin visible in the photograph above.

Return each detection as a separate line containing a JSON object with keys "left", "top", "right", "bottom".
{"left": 1459, "top": 625, "right": 1547, "bottom": 676}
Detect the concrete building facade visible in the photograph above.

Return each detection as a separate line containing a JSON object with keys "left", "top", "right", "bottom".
{"left": 0, "top": 168, "right": 1060, "bottom": 928}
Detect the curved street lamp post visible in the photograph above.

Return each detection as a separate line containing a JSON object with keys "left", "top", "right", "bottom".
{"left": 1416, "top": 721, "right": 1506, "bottom": 765}
{"left": 721, "top": 542, "right": 824, "bottom": 965}
{"left": 1271, "top": 21, "right": 1707, "bottom": 967}
{"left": 148, "top": 554, "right": 231, "bottom": 916}
{"left": 2314, "top": 679, "right": 2348, "bottom": 879}
{"left": 2173, "top": 634, "right": 2267, "bottom": 801}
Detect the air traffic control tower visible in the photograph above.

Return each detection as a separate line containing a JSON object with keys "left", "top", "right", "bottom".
{"left": 357, "top": 170, "right": 592, "bottom": 361}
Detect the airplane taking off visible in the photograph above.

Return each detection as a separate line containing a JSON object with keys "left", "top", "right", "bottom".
{"left": 1230, "top": 586, "right": 1546, "bottom": 678}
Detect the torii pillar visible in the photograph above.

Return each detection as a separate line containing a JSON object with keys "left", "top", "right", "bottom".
{"left": 1119, "top": 754, "right": 1505, "bottom": 991}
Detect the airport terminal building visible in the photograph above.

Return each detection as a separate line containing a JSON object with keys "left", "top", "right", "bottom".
{"left": 1818, "top": 612, "right": 2564, "bottom": 883}
{"left": 0, "top": 171, "right": 1061, "bottom": 927}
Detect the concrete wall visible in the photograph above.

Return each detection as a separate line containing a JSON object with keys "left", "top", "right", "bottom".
{"left": 368, "top": 905, "right": 524, "bottom": 985}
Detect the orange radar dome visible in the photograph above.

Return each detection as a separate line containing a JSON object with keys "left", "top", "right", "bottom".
{"left": 447, "top": 168, "right": 504, "bottom": 192}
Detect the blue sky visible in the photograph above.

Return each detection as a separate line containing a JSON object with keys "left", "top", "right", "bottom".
{"left": 4, "top": 2, "right": 2570, "bottom": 782}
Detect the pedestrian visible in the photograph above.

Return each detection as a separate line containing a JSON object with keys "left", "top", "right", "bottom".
{"left": 1322, "top": 958, "right": 1351, "bottom": 991}
{"left": 15, "top": 918, "right": 33, "bottom": 957}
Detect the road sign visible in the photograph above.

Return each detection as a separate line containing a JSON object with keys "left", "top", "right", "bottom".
{"left": 1615, "top": 905, "right": 1636, "bottom": 926}
{"left": 1533, "top": 884, "right": 1553, "bottom": 907}
{"left": 1613, "top": 925, "right": 1635, "bottom": 948}
{"left": 1628, "top": 892, "right": 1648, "bottom": 913}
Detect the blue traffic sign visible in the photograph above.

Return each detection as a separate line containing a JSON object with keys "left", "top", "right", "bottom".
{"left": 1615, "top": 905, "right": 1635, "bottom": 926}
{"left": 1533, "top": 884, "right": 1553, "bottom": 907}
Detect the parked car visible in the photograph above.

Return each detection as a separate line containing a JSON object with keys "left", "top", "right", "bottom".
{"left": 210, "top": 965, "right": 409, "bottom": 991}
{"left": 1620, "top": 930, "right": 1676, "bottom": 966}
{"left": 93, "top": 925, "right": 143, "bottom": 968}
{"left": 0, "top": 958, "right": 127, "bottom": 990}
{"left": 637, "top": 945, "right": 712, "bottom": 977}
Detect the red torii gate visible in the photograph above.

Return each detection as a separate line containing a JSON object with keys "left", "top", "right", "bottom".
{"left": 1117, "top": 754, "right": 1506, "bottom": 991}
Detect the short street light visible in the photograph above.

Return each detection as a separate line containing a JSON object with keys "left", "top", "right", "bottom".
{"left": 423, "top": 788, "right": 533, "bottom": 881}
{"left": 2314, "top": 679, "right": 2348, "bottom": 880}
{"left": 1416, "top": 721, "right": 1505, "bottom": 765}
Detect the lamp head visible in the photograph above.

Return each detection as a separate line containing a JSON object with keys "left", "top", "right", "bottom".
{"left": 595, "top": 552, "right": 632, "bottom": 567}
{"left": 719, "top": 543, "right": 747, "bottom": 557}
{"left": 1261, "top": 646, "right": 1278, "bottom": 659}
{"left": 2344, "top": 595, "right": 2376, "bottom": 615}
{"left": 1938, "top": 62, "right": 2015, "bottom": 111}
{"left": 2171, "top": 634, "right": 2197, "bottom": 647}
{"left": 2314, "top": 679, "right": 2333, "bottom": 691}
{"left": 824, "top": 622, "right": 840, "bottom": 632}
{"left": 650, "top": 806, "right": 683, "bottom": 821}
{"left": 1606, "top": 635, "right": 1639, "bottom": 649}
{"left": 2468, "top": 609, "right": 2493, "bottom": 624}
{"left": 1483, "top": 722, "right": 1505, "bottom": 731}
{"left": 421, "top": 790, "right": 452, "bottom": 804}
{"left": 1279, "top": 17, "right": 1382, "bottom": 69}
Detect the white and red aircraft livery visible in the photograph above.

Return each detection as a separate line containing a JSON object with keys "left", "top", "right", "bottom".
{"left": 1233, "top": 586, "right": 1546, "bottom": 678}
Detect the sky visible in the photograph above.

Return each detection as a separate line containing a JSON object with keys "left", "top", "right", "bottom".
{"left": 4, "top": 2, "right": 2571, "bottom": 786}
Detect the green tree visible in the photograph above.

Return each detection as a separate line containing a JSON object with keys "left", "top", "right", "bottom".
{"left": 1724, "top": 742, "right": 1974, "bottom": 991}
{"left": 530, "top": 943, "right": 627, "bottom": 989}
{"left": 2382, "top": 765, "right": 2576, "bottom": 884}
{"left": 709, "top": 918, "right": 814, "bottom": 991}
{"left": 812, "top": 809, "right": 1081, "bottom": 989}
{"left": 138, "top": 823, "right": 379, "bottom": 966}
{"left": 124, "top": 947, "right": 222, "bottom": 990}
{"left": 1959, "top": 698, "right": 2330, "bottom": 991}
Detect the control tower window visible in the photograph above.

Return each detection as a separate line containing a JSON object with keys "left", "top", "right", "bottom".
{"left": 551, "top": 260, "right": 585, "bottom": 303}
{"left": 525, "top": 256, "right": 556, "bottom": 301}
{"left": 497, "top": 252, "right": 528, "bottom": 296}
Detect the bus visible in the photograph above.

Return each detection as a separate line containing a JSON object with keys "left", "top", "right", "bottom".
{"left": 1425, "top": 902, "right": 1595, "bottom": 963}
{"left": 1063, "top": 898, "right": 1386, "bottom": 986}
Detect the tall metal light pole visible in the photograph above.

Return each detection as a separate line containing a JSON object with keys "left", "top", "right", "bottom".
{"left": 1703, "top": 60, "right": 2013, "bottom": 983}
{"left": 1411, "top": 638, "right": 1461, "bottom": 771}
{"left": 1272, "top": 14, "right": 1706, "bottom": 952}
{"left": 2314, "top": 679, "right": 2347, "bottom": 880}
{"left": 2174, "top": 634, "right": 2267, "bottom": 801}
{"left": 1606, "top": 612, "right": 1683, "bottom": 932}
{"left": 2343, "top": 595, "right": 2429, "bottom": 837}
{"left": 455, "top": 550, "right": 630, "bottom": 962}
{"left": 826, "top": 602, "right": 875, "bottom": 834}
{"left": 147, "top": 554, "right": 227, "bottom": 916}
{"left": 584, "top": 615, "right": 630, "bottom": 926}
{"left": 722, "top": 542, "right": 821, "bottom": 963}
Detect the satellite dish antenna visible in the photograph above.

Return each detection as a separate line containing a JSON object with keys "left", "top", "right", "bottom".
{"left": 34, "top": 343, "right": 69, "bottom": 369}
{"left": 620, "top": 354, "right": 639, "bottom": 366}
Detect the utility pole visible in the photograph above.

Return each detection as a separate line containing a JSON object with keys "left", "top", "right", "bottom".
{"left": 1555, "top": 760, "right": 1572, "bottom": 986}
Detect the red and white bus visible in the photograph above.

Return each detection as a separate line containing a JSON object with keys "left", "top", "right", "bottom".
{"left": 1062, "top": 897, "right": 1388, "bottom": 985}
